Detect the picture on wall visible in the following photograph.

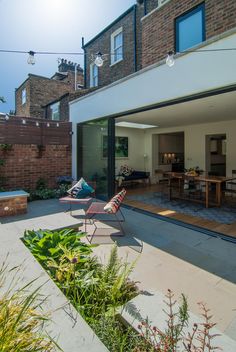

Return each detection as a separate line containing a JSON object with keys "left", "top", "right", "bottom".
{"left": 102, "top": 136, "right": 128, "bottom": 158}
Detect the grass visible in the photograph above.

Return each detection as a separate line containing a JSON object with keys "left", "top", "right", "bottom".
{"left": 0, "top": 260, "right": 59, "bottom": 351}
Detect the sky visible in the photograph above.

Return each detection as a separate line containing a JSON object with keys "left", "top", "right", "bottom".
{"left": 0, "top": 0, "right": 135, "bottom": 113}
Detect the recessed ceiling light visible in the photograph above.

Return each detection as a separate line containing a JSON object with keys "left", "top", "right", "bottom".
{"left": 115, "top": 122, "right": 158, "bottom": 129}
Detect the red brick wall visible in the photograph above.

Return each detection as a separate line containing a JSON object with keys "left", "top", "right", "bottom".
{"left": 0, "top": 144, "right": 71, "bottom": 190}
{"left": 142, "top": 0, "right": 236, "bottom": 68}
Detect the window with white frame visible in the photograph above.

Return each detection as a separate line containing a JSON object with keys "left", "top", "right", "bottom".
{"left": 111, "top": 27, "right": 123, "bottom": 65}
{"left": 21, "top": 88, "right": 26, "bottom": 105}
{"left": 90, "top": 63, "right": 98, "bottom": 88}
{"left": 50, "top": 102, "right": 60, "bottom": 120}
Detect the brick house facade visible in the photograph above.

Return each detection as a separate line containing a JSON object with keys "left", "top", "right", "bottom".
{"left": 141, "top": 0, "right": 236, "bottom": 68}
{"left": 15, "top": 60, "right": 84, "bottom": 119}
{"left": 83, "top": 0, "right": 236, "bottom": 89}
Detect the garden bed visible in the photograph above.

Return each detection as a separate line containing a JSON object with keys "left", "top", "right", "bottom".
{"left": 22, "top": 228, "right": 224, "bottom": 352}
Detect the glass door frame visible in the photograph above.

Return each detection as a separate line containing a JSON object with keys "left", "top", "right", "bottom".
{"left": 76, "top": 117, "right": 115, "bottom": 199}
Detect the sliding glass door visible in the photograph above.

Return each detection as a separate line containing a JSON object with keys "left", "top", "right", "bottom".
{"left": 77, "top": 117, "right": 115, "bottom": 199}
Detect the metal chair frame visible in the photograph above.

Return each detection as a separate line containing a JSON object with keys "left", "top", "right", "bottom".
{"left": 85, "top": 202, "right": 125, "bottom": 243}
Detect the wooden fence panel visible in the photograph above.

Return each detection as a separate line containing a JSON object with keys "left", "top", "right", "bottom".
{"left": 0, "top": 116, "right": 72, "bottom": 145}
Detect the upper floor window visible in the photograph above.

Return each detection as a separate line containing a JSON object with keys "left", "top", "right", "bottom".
{"left": 111, "top": 27, "right": 123, "bottom": 65}
{"left": 90, "top": 63, "right": 98, "bottom": 88}
{"left": 21, "top": 88, "right": 26, "bottom": 105}
{"left": 50, "top": 102, "right": 60, "bottom": 120}
{"left": 175, "top": 3, "right": 205, "bottom": 52}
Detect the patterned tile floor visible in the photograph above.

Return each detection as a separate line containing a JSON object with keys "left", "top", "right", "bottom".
{"left": 127, "top": 192, "right": 236, "bottom": 224}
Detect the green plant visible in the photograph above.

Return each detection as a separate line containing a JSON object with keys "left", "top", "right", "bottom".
{"left": 36, "top": 177, "right": 47, "bottom": 190}
{"left": 0, "top": 261, "right": 59, "bottom": 351}
{"left": 29, "top": 188, "right": 57, "bottom": 201}
{"left": 23, "top": 228, "right": 93, "bottom": 264}
{"left": 136, "top": 290, "right": 220, "bottom": 352}
{"left": 0, "top": 144, "right": 12, "bottom": 151}
{"left": 91, "top": 314, "right": 143, "bottom": 352}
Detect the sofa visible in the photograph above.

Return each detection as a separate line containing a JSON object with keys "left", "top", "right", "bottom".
{"left": 116, "top": 167, "right": 150, "bottom": 188}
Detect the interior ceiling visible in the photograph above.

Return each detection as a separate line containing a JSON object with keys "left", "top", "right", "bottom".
{"left": 116, "top": 90, "right": 236, "bottom": 129}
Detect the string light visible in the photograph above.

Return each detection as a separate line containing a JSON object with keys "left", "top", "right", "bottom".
{"left": 94, "top": 52, "right": 104, "bottom": 67}
{"left": 166, "top": 51, "right": 175, "bottom": 67}
{"left": 1, "top": 47, "right": 235, "bottom": 68}
{"left": 27, "top": 51, "right": 36, "bottom": 65}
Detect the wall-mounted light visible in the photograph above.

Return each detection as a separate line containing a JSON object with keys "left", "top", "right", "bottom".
{"left": 22, "top": 119, "right": 26, "bottom": 124}
{"left": 94, "top": 52, "right": 104, "bottom": 67}
{"left": 47, "top": 122, "right": 50, "bottom": 127}
{"left": 69, "top": 131, "right": 74, "bottom": 135}
{"left": 166, "top": 51, "right": 175, "bottom": 67}
{"left": 36, "top": 122, "right": 39, "bottom": 127}
{"left": 5, "top": 114, "right": 9, "bottom": 121}
{"left": 56, "top": 123, "right": 59, "bottom": 127}
{"left": 27, "top": 51, "right": 36, "bottom": 65}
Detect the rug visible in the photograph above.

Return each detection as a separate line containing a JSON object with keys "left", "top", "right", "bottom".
{"left": 127, "top": 192, "right": 236, "bottom": 224}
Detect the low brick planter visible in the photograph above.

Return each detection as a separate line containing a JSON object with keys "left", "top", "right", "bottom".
{"left": 0, "top": 191, "right": 29, "bottom": 217}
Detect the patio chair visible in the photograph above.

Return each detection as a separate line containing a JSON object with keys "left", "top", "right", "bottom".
{"left": 59, "top": 180, "right": 96, "bottom": 215}
{"left": 85, "top": 188, "right": 126, "bottom": 243}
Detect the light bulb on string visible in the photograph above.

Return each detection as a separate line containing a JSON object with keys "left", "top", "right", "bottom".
{"left": 166, "top": 51, "right": 175, "bottom": 67}
{"left": 27, "top": 51, "right": 36, "bottom": 65}
{"left": 94, "top": 52, "right": 104, "bottom": 67}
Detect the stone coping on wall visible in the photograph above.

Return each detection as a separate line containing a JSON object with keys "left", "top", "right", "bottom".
{"left": 0, "top": 190, "right": 29, "bottom": 199}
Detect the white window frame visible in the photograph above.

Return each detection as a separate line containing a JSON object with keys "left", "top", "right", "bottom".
{"left": 50, "top": 102, "right": 60, "bottom": 120}
{"left": 21, "top": 88, "right": 26, "bottom": 105}
{"left": 110, "top": 27, "right": 123, "bottom": 66}
{"left": 90, "top": 63, "right": 98, "bottom": 88}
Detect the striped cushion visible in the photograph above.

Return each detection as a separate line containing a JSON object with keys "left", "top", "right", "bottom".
{"left": 104, "top": 189, "right": 126, "bottom": 214}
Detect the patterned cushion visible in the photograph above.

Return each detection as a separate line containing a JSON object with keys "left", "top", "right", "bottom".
{"left": 104, "top": 189, "right": 126, "bottom": 214}
{"left": 67, "top": 178, "right": 94, "bottom": 199}
{"left": 120, "top": 165, "right": 133, "bottom": 177}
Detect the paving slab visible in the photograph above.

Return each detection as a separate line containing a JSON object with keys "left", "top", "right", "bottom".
{"left": 0, "top": 205, "right": 108, "bottom": 352}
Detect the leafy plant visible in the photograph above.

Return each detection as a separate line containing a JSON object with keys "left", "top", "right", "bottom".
{"left": 36, "top": 177, "right": 48, "bottom": 190}
{"left": 0, "top": 144, "right": 12, "bottom": 151}
{"left": 0, "top": 261, "right": 59, "bottom": 351}
{"left": 136, "top": 290, "right": 220, "bottom": 352}
{"left": 23, "top": 228, "right": 93, "bottom": 264}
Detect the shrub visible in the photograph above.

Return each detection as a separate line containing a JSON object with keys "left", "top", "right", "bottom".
{"left": 0, "top": 261, "right": 58, "bottom": 351}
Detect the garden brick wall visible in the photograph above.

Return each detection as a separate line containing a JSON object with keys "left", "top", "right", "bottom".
{"left": 0, "top": 196, "right": 27, "bottom": 217}
{"left": 142, "top": 0, "right": 236, "bottom": 68}
{"left": 0, "top": 144, "right": 71, "bottom": 191}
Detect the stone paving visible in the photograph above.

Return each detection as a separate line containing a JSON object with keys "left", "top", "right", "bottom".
{"left": 1, "top": 198, "right": 236, "bottom": 351}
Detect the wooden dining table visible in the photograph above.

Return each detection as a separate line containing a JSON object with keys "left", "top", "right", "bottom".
{"left": 165, "top": 172, "right": 236, "bottom": 208}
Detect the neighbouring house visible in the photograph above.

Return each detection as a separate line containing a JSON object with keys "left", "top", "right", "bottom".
{"left": 69, "top": 0, "right": 236, "bottom": 200}
{"left": 15, "top": 59, "right": 84, "bottom": 119}
{"left": 82, "top": 0, "right": 160, "bottom": 89}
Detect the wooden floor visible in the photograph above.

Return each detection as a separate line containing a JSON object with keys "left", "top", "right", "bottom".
{"left": 123, "top": 184, "right": 236, "bottom": 238}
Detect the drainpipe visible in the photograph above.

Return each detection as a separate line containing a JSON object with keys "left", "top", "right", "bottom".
{"left": 82, "top": 37, "right": 87, "bottom": 89}
{"left": 144, "top": 0, "right": 147, "bottom": 16}
{"left": 133, "top": 5, "right": 137, "bottom": 72}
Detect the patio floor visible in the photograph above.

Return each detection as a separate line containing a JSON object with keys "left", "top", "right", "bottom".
{"left": 0, "top": 198, "right": 236, "bottom": 347}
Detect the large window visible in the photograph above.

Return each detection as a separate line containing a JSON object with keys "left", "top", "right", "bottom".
{"left": 111, "top": 27, "right": 123, "bottom": 65}
{"left": 175, "top": 3, "right": 205, "bottom": 52}
{"left": 21, "top": 88, "right": 26, "bottom": 105}
{"left": 50, "top": 102, "right": 60, "bottom": 120}
{"left": 90, "top": 63, "right": 98, "bottom": 88}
